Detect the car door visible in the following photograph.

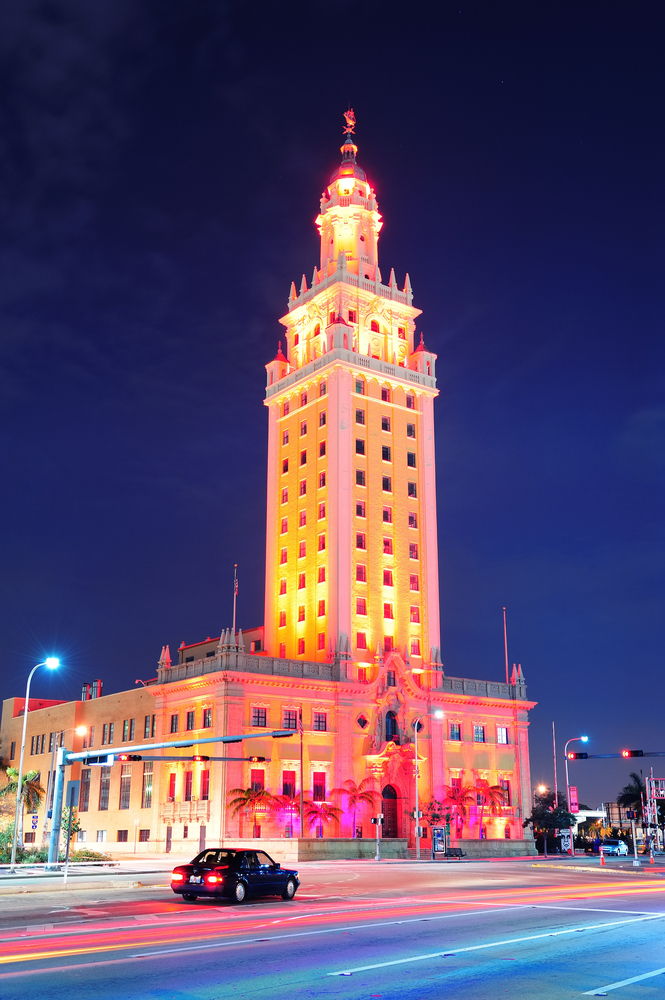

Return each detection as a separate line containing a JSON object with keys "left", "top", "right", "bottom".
{"left": 241, "top": 851, "right": 262, "bottom": 895}
{"left": 255, "top": 851, "right": 284, "bottom": 893}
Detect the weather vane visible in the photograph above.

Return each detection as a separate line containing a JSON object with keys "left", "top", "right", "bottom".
{"left": 343, "top": 108, "right": 356, "bottom": 135}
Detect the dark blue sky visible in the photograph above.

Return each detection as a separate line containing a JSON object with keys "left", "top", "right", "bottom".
{"left": 1, "top": 1, "right": 663, "bottom": 806}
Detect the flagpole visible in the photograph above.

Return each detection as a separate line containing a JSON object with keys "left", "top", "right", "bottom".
{"left": 503, "top": 607, "right": 509, "bottom": 685}
{"left": 299, "top": 708, "right": 304, "bottom": 839}
{"left": 232, "top": 564, "right": 238, "bottom": 640}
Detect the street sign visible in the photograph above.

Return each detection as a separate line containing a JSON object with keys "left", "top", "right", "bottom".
{"left": 651, "top": 778, "right": 665, "bottom": 799}
{"left": 31, "top": 813, "right": 38, "bottom": 830}
{"left": 569, "top": 786, "right": 579, "bottom": 812}
{"left": 66, "top": 780, "right": 80, "bottom": 809}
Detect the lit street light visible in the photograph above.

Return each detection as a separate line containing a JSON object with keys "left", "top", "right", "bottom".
{"left": 413, "top": 709, "right": 444, "bottom": 860}
{"left": 10, "top": 658, "right": 60, "bottom": 872}
{"left": 43, "top": 724, "right": 87, "bottom": 845}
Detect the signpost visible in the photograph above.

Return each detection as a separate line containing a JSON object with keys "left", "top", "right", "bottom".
{"left": 372, "top": 813, "right": 384, "bottom": 861}
{"left": 626, "top": 810, "right": 640, "bottom": 867}
{"left": 63, "top": 780, "right": 80, "bottom": 886}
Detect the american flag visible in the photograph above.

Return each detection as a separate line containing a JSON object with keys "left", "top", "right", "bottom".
{"left": 234, "top": 565, "right": 238, "bottom": 594}
{"left": 298, "top": 708, "right": 303, "bottom": 736}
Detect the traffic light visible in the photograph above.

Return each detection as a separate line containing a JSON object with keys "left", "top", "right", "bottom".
{"left": 567, "top": 752, "right": 588, "bottom": 759}
{"left": 625, "top": 810, "right": 637, "bottom": 819}
{"left": 621, "top": 750, "right": 644, "bottom": 758}
{"left": 117, "top": 754, "right": 142, "bottom": 761}
{"left": 83, "top": 754, "right": 114, "bottom": 766}
{"left": 248, "top": 756, "right": 266, "bottom": 763}
{"left": 193, "top": 755, "right": 210, "bottom": 762}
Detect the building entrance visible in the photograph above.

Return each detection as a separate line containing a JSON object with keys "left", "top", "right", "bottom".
{"left": 382, "top": 784, "right": 398, "bottom": 838}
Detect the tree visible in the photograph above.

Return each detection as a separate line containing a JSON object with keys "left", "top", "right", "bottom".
{"left": 617, "top": 772, "right": 645, "bottom": 820}
{"left": 475, "top": 779, "right": 507, "bottom": 839}
{"left": 61, "top": 806, "right": 82, "bottom": 844}
{"left": 422, "top": 799, "right": 448, "bottom": 827}
{"left": 0, "top": 769, "right": 44, "bottom": 846}
{"left": 303, "top": 800, "right": 342, "bottom": 838}
{"left": 270, "top": 793, "right": 301, "bottom": 838}
{"left": 442, "top": 783, "right": 476, "bottom": 837}
{"left": 523, "top": 788, "right": 576, "bottom": 856}
{"left": 227, "top": 787, "right": 275, "bottom": 837}
{"left": 332, "top": 778, "right": 379, "bottom": 837}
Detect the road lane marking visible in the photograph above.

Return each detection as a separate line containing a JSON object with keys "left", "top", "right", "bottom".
{"left": 583, "top": 966, "right": 665, "bottom": 994}
{"left": 326, "top": 914, "right": 663, "bottom": 976}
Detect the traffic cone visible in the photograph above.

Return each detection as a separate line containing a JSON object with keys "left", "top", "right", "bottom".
{"left": 650, "top": 849, "right": 655, "bottom": 865}
{"left": 600, "top": 849, "right": 605, "bottom": 866}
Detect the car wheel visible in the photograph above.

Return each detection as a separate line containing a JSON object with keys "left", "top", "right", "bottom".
{"left": 281, "top": 878, "right": 297, "bottom": 900}
{"left": 233, "top": 881, "right": 247, "bottom": 903}
{"left": 182, "top": 893, "right": 197, "bottom": 902}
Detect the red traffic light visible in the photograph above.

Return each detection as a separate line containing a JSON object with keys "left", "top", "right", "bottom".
{"left": 622, "top": 749, "right": 644, "bottom": 758}
{"left": 567, "top": 752, "right": 588, "bottom": 759}
{"left": 117, "top": 754, "right": 142, "bottom": 761}
{"left": 193, "top": 755, "right": 210, "bottom": 762}
{"left": 248, "top": 756, "right": 266, "bottom": 763}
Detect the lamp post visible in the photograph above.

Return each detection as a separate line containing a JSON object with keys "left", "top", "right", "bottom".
{"left": 564, "top": 735, "right": 588, "bottom": 857}
{"left": 413, "top": 709, "right": 444, "bottom": 860}
{"left": 10, "top": 658, "right": 60, "bottom": 872}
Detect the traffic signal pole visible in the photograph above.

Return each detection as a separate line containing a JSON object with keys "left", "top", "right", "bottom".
{"left": 46, "top": 729, "right": 297, "bottom": 868}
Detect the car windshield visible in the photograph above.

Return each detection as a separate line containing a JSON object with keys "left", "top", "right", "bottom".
{"left": 192, "top": 849, "right": 238, "bottom": 866}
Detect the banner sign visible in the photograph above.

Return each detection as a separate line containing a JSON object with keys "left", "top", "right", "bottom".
{"left": 569, "top": 786, "right": 579, "bottom": 812}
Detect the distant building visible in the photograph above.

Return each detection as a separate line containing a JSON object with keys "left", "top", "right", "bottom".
{"left": 0, "top": 118, "right": 536, "bottom": 855}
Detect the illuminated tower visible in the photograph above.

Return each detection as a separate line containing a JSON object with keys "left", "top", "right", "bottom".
{"left": 264, "top": 113, "right": 441, "bottom": 680}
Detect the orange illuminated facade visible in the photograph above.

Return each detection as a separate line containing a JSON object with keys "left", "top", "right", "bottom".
{"left": 264, "top": 128, "right": 441, "bottom": 677}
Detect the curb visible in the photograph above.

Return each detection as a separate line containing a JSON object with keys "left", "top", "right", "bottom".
{"left": 0, "top": 879, "right": 150, "bottom": 896}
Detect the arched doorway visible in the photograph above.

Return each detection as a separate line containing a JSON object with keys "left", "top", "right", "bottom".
{"left": 382, "top": 784, "right": 399, "bottom": 838}
{"left": 385, "top": 711, "right": 399, "bottom": 744}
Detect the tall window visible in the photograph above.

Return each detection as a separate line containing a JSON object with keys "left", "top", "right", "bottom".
{"left": 381, "top": 415, "right": 391, "bottom": 431}
{"left": 170, "top": 714, "right": 179, "bottom": 734}
{"left": 299, "top": 541, "right": 306, "bottom": 557}
{"left": 408, "top": 512, "right": 418, "bottom": 528}
{"left": 382, "top": 476, "right": 392, "bottom": 492}
{"left": 313, "top": 712, "right": 327, "bottom": 732}
{"left": 144, "top": 715, "right": 151, "bottom": 739}
{"left": 318, "top": 632, "right": 325, "bottom": 649}
{"left": 251, "top": 769, "right": 265, "bottom": 792}
{"left": 409, "top": 574, "right": 420, "bottom": 591}
{"left": 383, "top": 570, "right": 393, "bottom": 586}
{"left": 313, "top": 771, "right": 326, "bottom": 801}
{"left": 357, "top": 632, "right": 367, "bottom": 649}
{"left": 384, "top": 602, "right": 394, "bottom": 619}
{"left": 408, "top": 482, "right": 417, "bottom": 497}
{"left": 297, "top": 638, "right": 305, "bottom": 654}
{"left": 318, "top": 502, "right": 326, "bottom": 519}
{"left": 497, "top": 726, "right": 509, "bottom": 745}
{"left": 356, "top": 469, "right": 365, "bottom": 486}
{"left": 409, "top": 543, "right": 419, "bottom": 559}
{"left": 80, "top": 768, "right": 91, "bottom": 812}
{"left": 279, "top": 578, "right": 287, "bottom": 594}
{"left": 186, "top": 711, "right": 195, "bottom": 731}
{"left": 184, "top": 771, "right": 193, "bottom": 802}
{"left": 406, "top": 394, "right": 415, "bottom": 409}
{"left": 473, "top": 724, "right": 486, "bottom": 743}
{"left": 385, "top": 711, "right": 398, "bottom": 742}
{"left": 500, "top": 779, "right": 511, "bottom": 805}
{"left": 319, "top": 441, "right": 326, "bottom": 457}
{"left": 319, "top": 472, "right": 326, "bottom": 487}
{"left": 123, "top": 719, "right": 129, "bottom": 741}
{"left": 283, "top": 709, "right": 297, "bottom": 730}
{"left": 383, "top": 538, "right": 393, "bottom": 554}
{"left": 203, "top": 708, "right": 212, "bottom": 728}
{"left": 382, "top": 445, "right": 391, "bottom": 462}
{"left": 102, "top": 724, "right": 108, "bottom": 746}
{"left": 141, "top": 762, "right": 153, "bottom": 809}
{"left": 356, "top": 597, "right": 367, "bottom": 615}
{"left": 319, "top": 410, "right": 326, "bottom": 425}
{"left": 298, "top": 605, "right": 305, "bottom": 621}
{"left": 280, "top": 548, "right": 287, "bottom": 564}
{"left": 119, "top": 764, "right": 132, "bottom": 809}
{"left": 356, "top": 532, "right": 366, "bottom": 549}
{"left": 386, "top": 670, "right": 396, "bottom": 687}
{"left": 449, "top": 722, "right": 461, "bottom": 741}
{"left": 299, "top": 479, "right": 307, "bottom": 496}
{"left": 318, "top": 533, "right": 326, "bottom": 551}
{"left": 383, "top": 506, "right": 392, "bottom": 522}
{"left": 168, "top": 772, "right": 176, "bottom": 800}
{"left": 356, "top": 500, "right": 366, "bottom": 517}
{"left": 356, "top": 564, "right": 367, "bottom": 582}
{"left": 98, "top": 767, "right": 111, "bottom": 811}
{"left": 318, "top": 599, "right": 326, "bottom": 616}
{"left": 201, "top": 770, "right": 210, "bottom": 801}
{"left": 283, "top": 770, "right": 296, "bottom": 797}
{"left": 298, "top": 572, "right": 306, "bottom": 588}
{"left": 252, "top": 707, "right": 267, "bottom": 727}
{"left": 407, "top": 452, "right": 416, "bottom": 467}
{"left": 407, "top": 423, "right": 416, "bottom": 438}
{"left": 410, "top": 639, "right": 421, "bottom": 656}
{"left": 410, "top": 605, "right": 420, "bottom": 622}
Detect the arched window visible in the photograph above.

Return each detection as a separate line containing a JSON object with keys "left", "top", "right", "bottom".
{"left": 385, "top": 711, "right": 399, "bottom": 743}
{"left": 313, "top": 324, "right": 321, "bottom": 337}
{"left": 371, "top": 320, "right": 380, "bottom": 333}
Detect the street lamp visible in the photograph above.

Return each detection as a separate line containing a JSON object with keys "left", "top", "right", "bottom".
{"left": 10, "top": 658, "right": 60, "bottom": 872}
{"left": 413, "top": 709, "right": 444, "bottom": 861}
{"left": 564, "top": 736, "right": 588, "bottom": 857}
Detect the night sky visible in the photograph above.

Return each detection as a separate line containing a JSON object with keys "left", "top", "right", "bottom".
{"left": 2, "top": 2, "right": 663, "bottom": 807}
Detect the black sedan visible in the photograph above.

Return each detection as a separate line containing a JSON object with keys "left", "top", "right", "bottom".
{"left": 171, "top": 848, "right": 300, "bottom": 903}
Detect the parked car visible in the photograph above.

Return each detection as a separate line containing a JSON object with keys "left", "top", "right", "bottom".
{"left": 171, "top": 848, "right": 300, "bottom": 903}
{"left": 601, "top": 839, "right": 629, "bottom": 856}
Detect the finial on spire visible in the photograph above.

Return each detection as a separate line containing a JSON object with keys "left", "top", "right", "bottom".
{"left": 343, "top": 108, "right": 356, "bottom": 135}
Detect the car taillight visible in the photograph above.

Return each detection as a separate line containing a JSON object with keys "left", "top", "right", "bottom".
{"left": 171, "top": 872, "right": 184, "bottom": 880}
{"left": 206, "top": 875, "right": 219, "bottom": 882}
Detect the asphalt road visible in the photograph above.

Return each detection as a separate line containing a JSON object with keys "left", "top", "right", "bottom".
{"left": 2, "top": 859, "right": 665, "bottom": 999}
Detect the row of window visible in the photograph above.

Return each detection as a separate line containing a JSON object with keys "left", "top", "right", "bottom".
{"left": 355, "top": 409, "right": 415, "bottom": 435}
{"left": 448, "top": 723, "right": 510, "bottom": 745}
{"left": 166, "top": 769, "right": 210, "bottom": 802}
{"left": 279, "top": 469, "right": 419, "bottom": 500}
{"left": 449, "top": 775, "right": 512, "bottom": 806}
{"left": 79, "top": 761, "right": 156, "bottom": 812}
{"left": 283, "top": 383, "right": 327, "bottom": 415}
{"left": 169, "top": 708, "right": 213, "bottom": 734}
{"left": 283, "top": 443, "right": 417, "bottom": 472}
{"left": 251, "top": 767, "right": 328, "bottom": 801}
{"left": 251, "top": 708, "right": 327, "bottom": 731}
{"left": 60, "top": 829, "right": 151, "bottom": 845}
{"left": 276, "top": 629, "right": 416, "bottom": 658}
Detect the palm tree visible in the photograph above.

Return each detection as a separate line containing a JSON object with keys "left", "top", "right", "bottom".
{"left": 304, "top": 800, "right": 342, "bottom": 838}
{"left": 332, "top": 778, "right": 379, "bottom": 837}
{"left": 475, "top": 779, "right": 507, "bottom": 839}
{"left": 617, "top": 772, "right": 645, "bottom": 820}
{"left": 0, "top": 769, "right": 44, "bottom": 846}
{"left": 442, "top": 783, "right": 476, "bottom": 838}
{"left": 270, "top": 793, "right": 301, "bottom": 838}
{"left": 227, "top": 787, "right": 275, "bottom": 838}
